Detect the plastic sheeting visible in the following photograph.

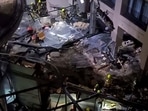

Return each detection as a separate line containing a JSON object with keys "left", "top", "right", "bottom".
{"left": 13, "top": 13, "right": 84, "bottom": 49}
{"left": 81, "top": 33, "right": 113, "bottom": 51}
{"left": 41, "top": 21, "right": 84, "bottom": 48}
{"left": 14, "top": 12, "right": 34, "bottom": 36}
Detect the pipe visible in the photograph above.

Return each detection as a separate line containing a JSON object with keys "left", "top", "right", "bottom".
{"left": 64, "top": 87, "right": 83, "bottom": 111}
{"left": 0, "top": 81, "right": 147, "bottom": 110}
{"left": 89, "top": 0, "right": 97, "bottom": 34}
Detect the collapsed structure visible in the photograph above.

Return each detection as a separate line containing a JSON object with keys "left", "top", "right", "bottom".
{"left": 0, "top": 0, "right": 147, "bottom": 111}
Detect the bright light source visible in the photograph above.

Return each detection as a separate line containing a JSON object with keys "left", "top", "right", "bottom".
{"left": 80, "top": 0, "right": 84, "bottom": 4}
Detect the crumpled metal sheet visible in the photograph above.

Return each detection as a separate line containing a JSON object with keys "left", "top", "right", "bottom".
{"left": 80, "top": 33, "right": 115, "bottom": 52}
{"left": 78, "top": 33, "right": 115, "bottom": 67}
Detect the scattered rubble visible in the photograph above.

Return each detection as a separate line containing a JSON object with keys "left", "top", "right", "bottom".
{"left": 0, "top": 6, "right": 147, "bottom": 111}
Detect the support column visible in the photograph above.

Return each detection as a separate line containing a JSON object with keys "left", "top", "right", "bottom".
{"left": 140, "top": 26, "right": 148, "bottom": 69}
{"left": 111, "top": 0, "right": 122, "bottom": 41}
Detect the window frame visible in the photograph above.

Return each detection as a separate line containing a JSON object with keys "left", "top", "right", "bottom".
{"left": 100, "top": 0, "right": 116, "bottom": 9}
{"left": 121, "top": 0, "right": 148, "bottom": 31}
{"left": 139, "top": 1, "right": 148, "bottom": 24}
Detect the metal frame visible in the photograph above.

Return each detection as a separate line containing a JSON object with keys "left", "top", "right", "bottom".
{"left": 0, "top": 81, "right": 148, "bottom": 111}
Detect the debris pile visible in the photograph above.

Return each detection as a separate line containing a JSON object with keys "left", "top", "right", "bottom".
{"left": 5, "top": 13, "right": 142, "bottom": 94}
{"left": 0, "top": 8, "right": 147, "bottom": 111}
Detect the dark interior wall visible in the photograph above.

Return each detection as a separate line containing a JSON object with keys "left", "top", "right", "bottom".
{"left": 116, "top": 27, "right": 143, "bottom": 49}
{"left": 138, "top": 56, "right": 148, "bottom": 87}
{"left": 120, "top": 0, "right": 129, "bottom": 15}
{"left": 123, "top": 33, "right": 143, "bottom": 48}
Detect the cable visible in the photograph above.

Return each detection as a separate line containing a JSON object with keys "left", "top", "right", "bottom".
{"left": 54, "top": 93, "right": 61, "bottom": 111}
{"left": 38, "top": 88, "right": 42, "bottom": 106}
{"left": 64, "top": 87, "right": 83, "bottom": 111}
{"left": 0, "top": 104, "right": 4, "bottom": 111}
{"left": 0, "top": 51, "right": 62, "bottom": 83}
{"left": 65, "top": 93, "right": 67, "bottom": 111}
{"left": 0, "top": 62, "right": 16, "bottom": 104}
{"left": 0, "top": 52, "right": 59, "bottom": 72}
{"left": 5, "top": 74, "right": 16, "bottom": 103}
{"left": 93, "top": 97, "right": 97, "bottom": 111}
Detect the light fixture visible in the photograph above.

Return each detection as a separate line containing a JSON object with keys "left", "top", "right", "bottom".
{"left": 80, "top": 0, "right": 84, "bottom": 4}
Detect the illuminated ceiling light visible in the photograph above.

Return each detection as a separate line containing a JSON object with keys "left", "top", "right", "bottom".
{"left": 80, "top": 0, "right": 84, "bottom": 4}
